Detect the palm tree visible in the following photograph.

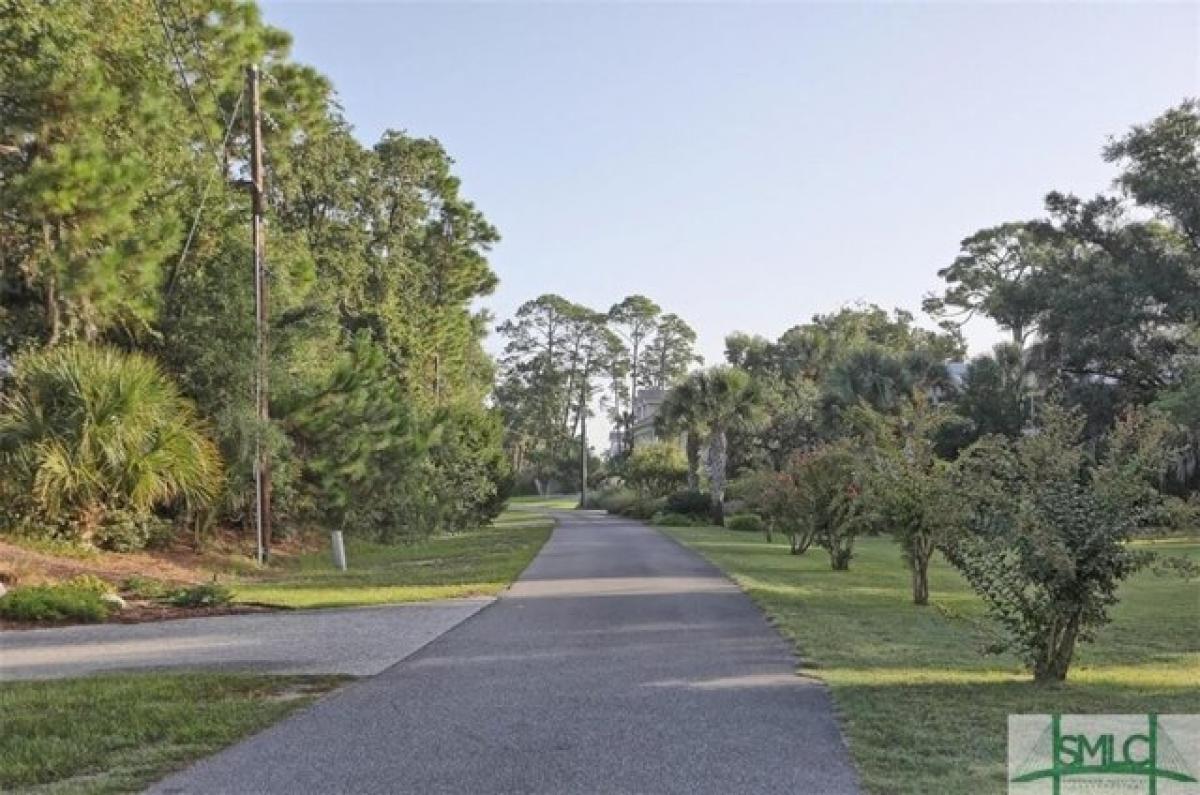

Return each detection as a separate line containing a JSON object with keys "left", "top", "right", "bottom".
{"left": 824, "top": 345, "right": 952, "bottom": 418}
{"left": 656, "top": 381, "right": 704, "bottom": 491}
{"left": 661, "top": 366, "right": 759, "bottom": 524}
{"left": 0, "top": 344, "right": 222, "bottom": 543}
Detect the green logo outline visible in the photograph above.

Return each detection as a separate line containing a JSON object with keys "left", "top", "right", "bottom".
{"left": 1011, "top": 714, "right": 1198, "bottom": 795}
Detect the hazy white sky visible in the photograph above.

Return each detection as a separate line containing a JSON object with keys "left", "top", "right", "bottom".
{"left": 265, "top": 0, "right": 1197, "bottom": 368}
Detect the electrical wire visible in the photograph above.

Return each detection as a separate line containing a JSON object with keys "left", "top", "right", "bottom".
{"left": 169, "top": 0, "right": 230, "bottom": 132}
{"left": 166, "top": 84, "right": 246, "bottom": 296}
{"left": 152, "top": 0, "right": 223, "bottom": 169}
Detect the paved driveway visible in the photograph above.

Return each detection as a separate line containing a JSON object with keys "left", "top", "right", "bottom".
{"left": 0, "top": 599, "right": 490, "bottom": 680}
{"left": 150, "top": 511, "right": 861, "bottom": 794}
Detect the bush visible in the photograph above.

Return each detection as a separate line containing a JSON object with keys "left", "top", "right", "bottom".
{"left": 726, "top": 513, "right": 765, "bottom": 533}
{"left": 121, "top": 575, "right": 172, "bottom": 600}
{"left": 169, "top": 582, "right": 233, "bottom": 608}
{"left": 593, "top": 487, "right": 638, "bottom": 515}
{"left": 64, "top": 574, "right": 115, "bottom": 595}
{"left": 624, "top": 442, "right": 688, "bottom": 497}
{"left": 92, "top": 510, "right": 174, "bottom": 553}
{"left": 0, "top": 585, "right": 110, "bottom": 623}
{"left": 0, "top": 344, "right": 223, "bottom": 547}
{"left": 943, "top": 405, "right": 1180, "bottom": 682}
{"left": 651, "top": 512, "right": 706, "bottom": 527}
{"left": 620, "top": 496, "right": 666, "bottom": 520}
{"left": 664, "top": 490, "right": 712, "bottom": 518}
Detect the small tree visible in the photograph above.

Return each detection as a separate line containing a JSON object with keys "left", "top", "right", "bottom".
{"left": 623, "top": 441, "right": 688, "bottom": 497}
{"left": 854, "top": 397, "right": 958, "bottom": 605}
{"left": 788, "top": 443, "right": 865, "bottom": 570}
{"left": 738, "top": 463, "right": 818, "bottom": 554}
{"left": 944, "top": 404, "right": 1177, "bottom": 682}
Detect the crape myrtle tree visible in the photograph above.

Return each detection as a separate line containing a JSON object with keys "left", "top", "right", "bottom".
{"left": 784, "top": 442, "right": 866, "bottom": 570}
{"left": 852, "top": 396, "right": 957, "bottom": 605}
{"left": 944, "top": 403, "right": 1181, "bottom": 682}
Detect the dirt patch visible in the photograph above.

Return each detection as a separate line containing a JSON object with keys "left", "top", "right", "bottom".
{"left": 0, "top": 531, "right": 323, "bottom": 591}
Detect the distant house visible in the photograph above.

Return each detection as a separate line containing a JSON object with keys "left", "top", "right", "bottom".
{"left": 605, "top": 386, "right": 671, "bottom": 459}
{"left": 631, "top": 387, "right": 667, "bottom": 447}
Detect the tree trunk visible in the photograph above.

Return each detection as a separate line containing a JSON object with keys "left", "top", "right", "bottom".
{"left": 911, "top": 539, "right": 933, "bottom": 605}
{"left": 43, "top": 221, "right": 59, "bottom": 344}
{"left": 685, "top": 431, "right": 700, "bottom": 491}
{"left": 911, "top": 556, "right": 930, "bottom": 606}
{"left": 1033, "top": 612, "right": 1081, "bottom": 683}
{"left": 706, "top": 427, "right": 727, "bottom": 525}
{"left": 789, "top": 529, "right": 812, "bottom": 555}
{"left": 828, "top": 537, "right": 852, "bottom": 570}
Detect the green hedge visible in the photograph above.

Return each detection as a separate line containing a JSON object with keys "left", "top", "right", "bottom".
{"left": 0, "top": 586, "right": 110, "bottom": 623}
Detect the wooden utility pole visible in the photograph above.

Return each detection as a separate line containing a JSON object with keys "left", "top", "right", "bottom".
{"left": 248, "top": 64, "right": 271, "bottom": 564}
{"left": 579, "top": 376, "right": 588, "bottom": 509}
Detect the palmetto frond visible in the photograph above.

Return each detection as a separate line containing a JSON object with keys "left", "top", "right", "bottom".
{"left": 0, "top": 344, "right": 223, "bottom": 528}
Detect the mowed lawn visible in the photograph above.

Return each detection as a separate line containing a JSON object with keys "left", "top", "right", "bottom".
{"left": 507, "top": 494, "right": 580, "bottom": 510}
{"left": 663, "top": 528, "right": 1200, "bottom": 795}
{"left": 0, "top": 673, "right": 346, "bottom": 794}
{"left": 234, "top": 508, "right": 554, "bottom": 608}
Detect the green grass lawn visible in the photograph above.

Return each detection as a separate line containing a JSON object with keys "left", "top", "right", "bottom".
{"left": 0, "top": 673, "right": 346, "bottom": 794}
{"left": 663, "top": 527, "right": 1200, "bottom": 795}
{"left": 507, "top": 494, "right": 580, "bottom": 510}
{"left": 234, "top": 508, "right": 554, "bottom": 608}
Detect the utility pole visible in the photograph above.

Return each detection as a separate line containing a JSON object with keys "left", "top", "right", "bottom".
{"left": 248, "top": 64, "right": 271, "bottom": 564}
{"left": 579, "top": 375, "right": 588, "bottom": 509}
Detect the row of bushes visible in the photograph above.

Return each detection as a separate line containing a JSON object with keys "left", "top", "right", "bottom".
{"left": 0, "top": 575, "right": 233, "bottom": 623}
{"left": 589, "top": 486, "right": 763, "bottom": 531}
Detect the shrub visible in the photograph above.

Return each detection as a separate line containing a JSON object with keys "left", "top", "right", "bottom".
{"left": 664, "top": 490, "right": 711, "bottom": 518}
{"left": 786, "top": 443, "right": 866, "bottom": 570}
{"left": 944, "top": 405, "right": 1183, "bottom": 682}
{"left": 0, "top": 344, "right": 222, "bottom": 548}
{"left": 725, "top": 513, "right": 765, "bottom": 533}
{"left": 91, "top": 510, "right": 173, "bottom": 553}
{"left": 650, "top": 512, "right": 705, "bottom": 527}
{"left": 618, "top": 496, "right": 666, "bottom": 520}
{"left": 169, "top": 582, "right": 233, "bottom": 608}
{"left": 122, "top": 575, "right": 172, "bottom": 600}
{"left": 593, "top": 487, "right": 638, "bottom": 515}
{"left": 0, "top": 585, "right": 110, "bottom": 623}
{"left": 623, "top": 442, "right": 688, "bottom": 497}
{"left": 64, "top": 574, "right": 114, "bottom": 595}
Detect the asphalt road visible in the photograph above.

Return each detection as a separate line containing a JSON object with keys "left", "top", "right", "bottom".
{"left": 151, "top": 511, "right": 861, "bottom": 794}
{"left": 0, "top": 599, "right": 490, "bottom": 680}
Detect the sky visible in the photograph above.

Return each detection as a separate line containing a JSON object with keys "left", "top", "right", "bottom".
{"left": 263, "top": 0, "right": 1197, "bottom": 371}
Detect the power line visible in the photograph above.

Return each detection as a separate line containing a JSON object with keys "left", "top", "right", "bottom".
{"left": 169, "top": 0, "right": 230, "bottom": 132}
{"left": 166, "top": 84, "right": 246, "bottom": 297}
{"left": 152, "top": 0, "right": 222, "bottom": 168}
